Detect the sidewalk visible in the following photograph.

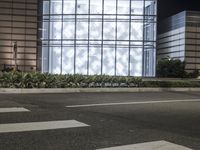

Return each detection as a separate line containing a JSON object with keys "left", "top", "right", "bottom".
{"left": 1, "top": 88, "right": 200, "bottom": 94}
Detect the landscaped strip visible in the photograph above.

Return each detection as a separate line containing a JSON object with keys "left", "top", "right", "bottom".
{"left": 0, "top": 72, "right": 200, "bottom": 88}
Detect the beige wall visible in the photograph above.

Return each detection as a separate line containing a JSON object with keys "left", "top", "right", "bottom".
{"left": 184, "top": 26, "right": 200, "bottom": 71}
{"left": 0, "top": 0, "right": 38, "bottom": 71}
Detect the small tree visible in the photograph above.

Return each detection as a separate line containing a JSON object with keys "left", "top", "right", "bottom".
{"left": 157, "top": 58, "right": 186, "bottom": 78}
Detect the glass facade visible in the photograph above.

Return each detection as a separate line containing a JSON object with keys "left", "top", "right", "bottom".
{"left": 41, "top": 0, "right": 157, "bottom": 76}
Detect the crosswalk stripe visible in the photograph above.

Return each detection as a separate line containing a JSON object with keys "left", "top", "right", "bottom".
{"left": 0, "top": 107, "right": 30, "bottom": 113}
{"left": 66, "top": 99, "right": 200, "bottom": 108}
{"left": 96, "top": 141, "right": 192, "bottom": 150}
{"left": 0, "top": 120, "right": 89, "bottom": 133}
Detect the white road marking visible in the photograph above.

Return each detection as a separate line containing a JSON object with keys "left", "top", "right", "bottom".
{"left": 96, "top": 140, "right": 193, "bottom": 150}
{"left": 0, "top": 120, "right": 89, "bottom": 133}
{"left": 66, "top": 99, "right": 200, "bottom": 108}
{"left": 0, "top": 107, "right": 30, "bottom": 113}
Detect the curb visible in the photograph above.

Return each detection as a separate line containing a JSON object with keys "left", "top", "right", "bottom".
{"left": 0, "top": 88, "right": 200, "bottom": 94}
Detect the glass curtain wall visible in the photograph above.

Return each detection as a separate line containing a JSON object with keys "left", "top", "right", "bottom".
{"left": 42, "top": 0, "right": 157, "bottom": 76}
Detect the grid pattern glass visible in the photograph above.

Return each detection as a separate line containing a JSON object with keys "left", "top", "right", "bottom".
{"left": 42, "top": 0, "right": 157, "bottom": 76}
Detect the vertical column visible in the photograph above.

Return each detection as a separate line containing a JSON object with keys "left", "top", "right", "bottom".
{"left": 24, "top": 0, "right": 27, "bottom": 72}
{"left": 114, "top": 0, "right": 118, "bottom": 76}
{"left": 87, "top": 0, "right": 91, "bottom": 75}
{"left": 11, "top": 0, "right": 14, "bottom": 67}
{"left": 101, "top": 0, "right": 104, "bottom": 75}
{"left": 128, "top": 0, "right": 131, "bottom": 76}
{"left": 37, "top": 0, "right": 43, "bottom": 72}
{"left": 61, "top": 0, "right": 64, "bottom": 74}
{"left": 48, "top": 0, "right": 51, "bottom": 73}
{"left": 142, "top": 0, "right": 146, "bottom": 76}
{"left": 74, "top": 0, "right": 78, "bottom": 74}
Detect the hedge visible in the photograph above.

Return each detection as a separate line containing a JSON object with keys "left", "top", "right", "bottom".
{"left": 0, "top": 72, "right": 142, "bottom": 88}
{"left": 0, "top": 72, "right": 199, "bottom": 88}
{"left": 142, "top": 80, "right": 200, "bottom": 88}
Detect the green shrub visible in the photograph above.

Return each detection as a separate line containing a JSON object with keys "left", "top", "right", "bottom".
{"left": 0, "top": 71, "right": 200, "bottom": 88}
{"left": 0, "top": 71, "right": 143, "bottom": 88}
{"left": 157, "top": 58, "right": 186, "bottom": 78}
{"left": 142, "top": 80, "right": 200, "bottom": 88}
{"left": 186, "top": 70, "right": 199, "bottom": 78}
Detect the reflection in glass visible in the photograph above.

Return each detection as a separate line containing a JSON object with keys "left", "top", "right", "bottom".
{"left": 76, "top": 47, "right": 87, "bottom": 74}
{"left": 89, "top": 47, "right": 101, "bottom": 75}
{"left": 103, "top": 47, "right": 115, "bottom": 75}
{"left": 104, "top": 22, "right": 116, "bottom": 40}
{"left": 63, "top": 0, "right": 75, "bottom": 14}
{"left": 130, "top": 48, "right": 142, "bottom": 76}
{"left": 63, "top": 22, "right": 75, "bottom": 39}
{"left": 118, "top": 0, "right": 129, "bottom": 14}
{"left": 62, "top": 47, "right": 74, "bottom": 74}
{"left": 77, "top": 0, "right": 89, "bottom": 14}
{"left": 131, "top": 22, "right": 143, "bottom": 40}
{"left": 90, "top": 22, "right": 102, "bottom": 40}
{"left": 117, "top": 21, "right": 129, "bottom": 40}
{"left": 51, "top": 0, "right": 62, "bottom": 14}
{"left": 104, "top": 0, "right": 116, "bottom": 14}
{"left": 90, "top": 0, "right": 102, "bottom": 14}
{"left": 116, "top": 47, "right": 129, "bottom": 76}
{"left": 131, "top": 1, "right": 144, "bottom": 15}
{"left": 77, "top": 21, "right": 88, "bottom": 39}
{"left": 50, "top": 47, "right": 61, "bottom": 74}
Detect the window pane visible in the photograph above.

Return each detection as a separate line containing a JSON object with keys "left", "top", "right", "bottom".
{"left": 104, "top": 0, "right": 116, "bottom": 14}
{"left": 130, "top": 48, "right": 142, "bottom": 76}
{"left": 77, "top": 0, "right": 89, "bottom": 14}
{"left": 131, "top": 21, "right": 143, "bottom": 40}
{"left": 50, "top": 21, "right": 62, "bottom": 39}
{"left": 118, "top": 0, "right": 130, "bottom": 14}
{"left": 62, "top": 46, "right": 74, "bottom": 74}
{"left": 145, "top": 0, "right": 156, "bottom": 16}
{"left": 116, "top": 47, "right": 128, "bottom": 76}
{"left": 89, "top": 47, "right": 101, "bottom": 75}
{"left": 131, "top": 0, "right": 144, "bottom": 15}
{"left": 104, "top": 22, "right": 115, "bottom": 40}
{"left": 117, "top": 21, "right": 129, "bottom": 40}
{"left": 77, "top": 20, "right": 88, "bottom": 39}
{"left": 63, "top": 0, "right": 75, "bottom": 14}
{"left": 76, "top": 47, "right": 87, "bottom": 74}
{"left": 43, "top": 1, "right": 49, "bottom": 14}
{"left": 103, "top": 47, "right": 115, "bottom": 75}
{"left": 50, "top": 47, "right": 61, "bottom": 74}
{"left": 90, "top": 0, "right": 102, "bottom": 14}
{"left": 42, "top": 46, "right": 49, "bottom": 72}
{"left": 51, "top": 0, "right": 62, "bottom": 14}
{"left": 42, "top": 21, "right": 49, "bottom": 39}
{"left": 63, "top": 22, "right": 75, "bottom": 39}
{"left": 90, "top": 22, "right": 102, "bottom": 40}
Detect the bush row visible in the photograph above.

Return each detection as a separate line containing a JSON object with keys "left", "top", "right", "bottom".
{"left": 157, "top": 58, "right": 200, "bottom": 78}
{"left": 142, "top": 80, "right": 200, "bottom": 88}
{"left": 0, "top": 72, "right": 200, "bottom": 88}
{"left": 0, "top": 72, "right": 142, "bottom": 88}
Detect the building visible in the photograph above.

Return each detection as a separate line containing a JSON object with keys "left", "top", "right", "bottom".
{"left": 0, "top": 0, "right": 157, "bottom": 77}
{"left": 0, "top": 0, "right": 38, "bottom": 71}
{"left": 158, "top": 11, "right": 200, "bottom": 73}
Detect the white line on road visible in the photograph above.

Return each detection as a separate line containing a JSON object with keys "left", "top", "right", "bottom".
{"left": 96, "top": 140, "right": 193, "bottom": 150}
{"left": 0, "top": 120, "right": 89, "bottom": 133}
{"left": 0, "top": 107, "right": 30, "bottom": 113}
{"left": 66, "top": 99, "right": 200, "bottom": 108}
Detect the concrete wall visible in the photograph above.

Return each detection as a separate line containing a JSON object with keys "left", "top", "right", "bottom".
{"left": 0, "top": 0, "right": 38, "bottom": 71}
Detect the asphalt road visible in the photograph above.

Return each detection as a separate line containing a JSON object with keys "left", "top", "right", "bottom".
{"left": 0, "top": 91, "right": 200, "bottom": 150}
